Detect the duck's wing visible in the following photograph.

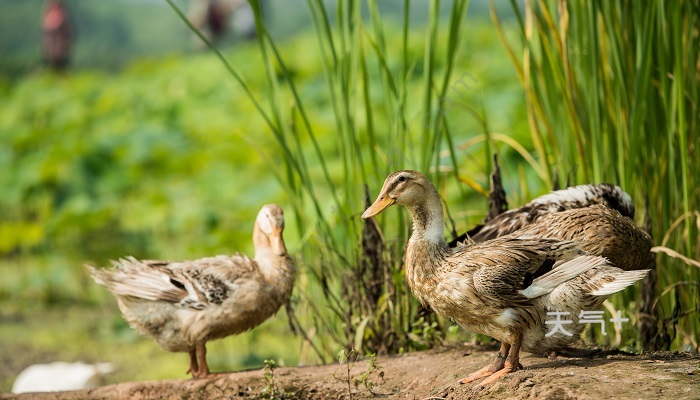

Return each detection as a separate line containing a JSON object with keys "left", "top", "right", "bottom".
{"left": 513, "top": 205, "right": 653, "bottom": 271}
{"left": 450, "top": 184, "right": 634, "bottom": 246}
{"left": 456, "top": 237, "right": 607, "bottom": 307}
{"left": 87, "top": 254, "right": 257, "bottom": 310}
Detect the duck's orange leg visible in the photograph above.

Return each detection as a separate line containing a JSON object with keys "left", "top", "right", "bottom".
{"left": 472, "top": 333, "right": 523, "bottom": 389}
{"left": 459, "top": 342, "right": 510, "bottom": 384}
{"left": 186, "top": 349, "right": 199, "bottom": 377}
{"left": 193, "top": 343, "right": 210, "bottom": 379}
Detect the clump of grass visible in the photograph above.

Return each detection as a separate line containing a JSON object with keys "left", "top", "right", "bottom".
{"left": 165, "top": 0, "right": 475, "bottom": 359}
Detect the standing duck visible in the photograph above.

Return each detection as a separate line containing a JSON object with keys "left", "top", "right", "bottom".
{"left": 450, "top": 183, "right": 635, "bottom": 246}
{"left": 362, "top": 171, "right": 648, "bottom": 387}
{"left": 87, "top": 204, "right": 295, "bottom": 379}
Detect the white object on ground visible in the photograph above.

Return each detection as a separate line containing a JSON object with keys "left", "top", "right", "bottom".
{"left": 12, "top": 362, "right": 114, "bottom": 394}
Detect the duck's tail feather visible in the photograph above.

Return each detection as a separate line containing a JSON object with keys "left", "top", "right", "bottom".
{"left": 85, "top": 258, "right": 186, "bottom": 303}
{"left": 589, "top": 269, "right": 650, "bottom": 296}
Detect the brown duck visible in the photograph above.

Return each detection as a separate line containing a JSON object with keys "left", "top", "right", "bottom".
{"left": 514, "top": 205, "right": 653, "bottom": 272}
{"left": 450, "top": 183, "right": 636, "bottom": 246}
{"left": 362, "top": 171, "right": 648, "bottom": 388}
{"left": 87, "top": 204, "right": 295, "bottom": 379}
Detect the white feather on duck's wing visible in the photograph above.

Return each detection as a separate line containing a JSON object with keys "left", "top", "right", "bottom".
{"left": 528, "top": 183, "right": 634, "bottom": 215}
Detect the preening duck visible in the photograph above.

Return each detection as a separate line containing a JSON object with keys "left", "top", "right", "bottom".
{"left": 450, "top": 183, "right": 635, "bottom": 246}
{"left": 514, "top": 205, "right": 653, "bottom": 272}
{"left": 362, "top": 171, "right": 648, "bottom": 387}
{"left": 87, "top": 204, "right": 295, "bottom": 379}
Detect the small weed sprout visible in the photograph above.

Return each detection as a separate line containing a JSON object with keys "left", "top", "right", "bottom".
{"left": 334, "top": 348, "right": 359, "bottom": 399}
{"left": 261, "top": 359, "right": 283, "bottom": 399}
{"left": 353, "top": 353, "right": 385, "bottom": 395}
{"left": 333, "top": 349, "right": 388, "bottom": 398}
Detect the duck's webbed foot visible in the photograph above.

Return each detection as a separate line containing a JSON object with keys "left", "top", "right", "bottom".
{"left": 470, "top": 333, "right": 523, "bottom": 390}
{"left": 473, "top": 356, "right": 520, "bottom": 387}
{"left": 459, "top": 342, "right": 510, "bottom": 384}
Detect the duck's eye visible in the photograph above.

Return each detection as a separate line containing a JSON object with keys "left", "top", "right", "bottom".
{"left": 398, "top": 176, "right": 406, "bottom": 182}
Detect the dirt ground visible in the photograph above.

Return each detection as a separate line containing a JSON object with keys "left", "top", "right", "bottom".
{"left": 2, "top": 345, "right": 699, "bottom": 400}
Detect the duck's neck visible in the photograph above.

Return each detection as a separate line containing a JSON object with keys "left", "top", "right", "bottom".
{"left": 404, "top": 191, "right": 450, "bottom": 294}
{"left": 253, "top": 226, "right": 295, "bottom": 293}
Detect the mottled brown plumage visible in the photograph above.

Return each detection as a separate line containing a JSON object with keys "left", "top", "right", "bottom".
{"left": 87, "top": 204, "right": 295, "bottom": 379}
{"left": 516, "top": 205, "right": 653, "bottom": 272}
{"left": 449, "top": 184, "right": 654, "bottom": 354}
{"left": 513, "top": 205, "right": 653, "bottom": 353}
{"left": 363, "top": 171, "right": 648, "bottom": 388}
{"left": 450, "top": 183, "right": 635, "bottom": 246}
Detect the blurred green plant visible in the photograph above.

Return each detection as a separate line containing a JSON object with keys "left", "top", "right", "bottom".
{"left": 261, "top": 359, "right": 284, "bottom": 399}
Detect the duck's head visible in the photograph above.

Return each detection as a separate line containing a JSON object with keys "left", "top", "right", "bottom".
{"left": 362, "top": 170, "right": 433, "bottom": 219}
{"left": 255, "top": 204, "right": 287, "bottom": 256}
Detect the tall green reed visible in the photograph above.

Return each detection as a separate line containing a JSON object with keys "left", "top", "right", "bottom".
{"left": 167, "top": 0, "right": 473, "bottom": 359}
{"left": 166, "top": 0, "right": 699, "bottom": 357}
{"left": 494, "top": 0, "right": 699, "bottom": 350}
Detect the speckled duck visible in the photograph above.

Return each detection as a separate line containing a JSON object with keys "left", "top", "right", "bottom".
{"left": 363, "top": 171, "right": 648, "bottom": 387}
{"left": 87, "top": 204, "right": 295, "bottom": 379}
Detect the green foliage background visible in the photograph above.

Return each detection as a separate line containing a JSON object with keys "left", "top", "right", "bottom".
{"left": 0, "top": 8, "right": 526, "bottom": 391}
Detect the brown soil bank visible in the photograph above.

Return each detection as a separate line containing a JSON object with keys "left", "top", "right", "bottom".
{"left": 2, "top": 346, "right": 699, "bottom": 400}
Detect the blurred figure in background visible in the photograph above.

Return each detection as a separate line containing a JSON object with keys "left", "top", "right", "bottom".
{"left": 42, "top": 0, "right": 73, "bottom": 70}
{"left": 205, "top": 0, "right": 229, "bottom": 41}
{"left": 188, "top": 0, "right": 263, "bottom": 44}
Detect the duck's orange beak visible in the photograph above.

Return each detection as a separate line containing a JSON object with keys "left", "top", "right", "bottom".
{"left": 362, "top": 195, "right": 395, "bottom": 219}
